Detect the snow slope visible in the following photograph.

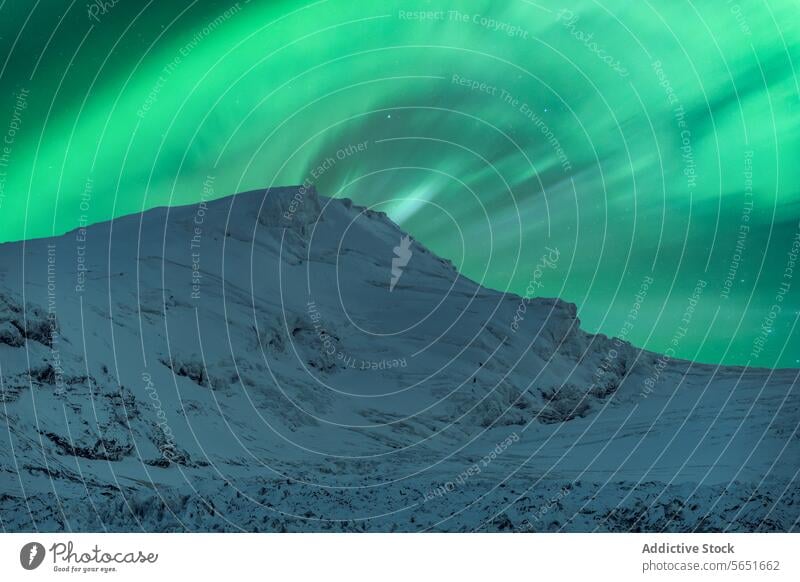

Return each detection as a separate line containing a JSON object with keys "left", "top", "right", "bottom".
{"left": 1, "top": 186, "right": 797, "bottom": 532}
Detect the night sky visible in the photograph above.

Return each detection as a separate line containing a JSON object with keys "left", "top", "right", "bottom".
{"left": 0, "top": 0, "right": 798, "bottom": 367}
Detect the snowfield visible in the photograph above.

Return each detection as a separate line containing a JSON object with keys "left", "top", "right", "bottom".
{"left": 1, "top": 186, "right": 797, "bottom": 532}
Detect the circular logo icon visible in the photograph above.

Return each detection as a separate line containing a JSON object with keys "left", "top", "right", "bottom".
{"left": 20, "top": 542, "right": 46, "bottom": 570}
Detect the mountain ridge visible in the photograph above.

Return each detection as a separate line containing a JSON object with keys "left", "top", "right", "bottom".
{"left": 0, "top": 185, "right": 797, "bottom": 532}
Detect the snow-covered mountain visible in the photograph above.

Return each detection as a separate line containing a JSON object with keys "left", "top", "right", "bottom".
{"left": 1, "top": 186, "right": 797, "bottom": 532}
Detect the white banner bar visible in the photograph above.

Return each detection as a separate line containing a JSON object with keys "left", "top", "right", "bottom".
{"left": 1, "top": 533, "right": 797, "bottom": 581}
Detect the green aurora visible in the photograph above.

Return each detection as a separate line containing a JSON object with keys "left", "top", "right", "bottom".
{"left": 0, "top": 0, "right": 798, "bottom": 366}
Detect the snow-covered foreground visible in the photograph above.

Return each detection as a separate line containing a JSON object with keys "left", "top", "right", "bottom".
{"left": 1, "top": 186, "right": 797, "bottom": 531}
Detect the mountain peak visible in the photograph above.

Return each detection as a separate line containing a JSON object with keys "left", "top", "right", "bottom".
{"left": 0, "top": 186, "right": 797, "bottom": 532}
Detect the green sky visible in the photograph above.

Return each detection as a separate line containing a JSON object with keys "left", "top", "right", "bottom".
{"left": 0, "top": 0, "right": 798, "bottom": 367}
